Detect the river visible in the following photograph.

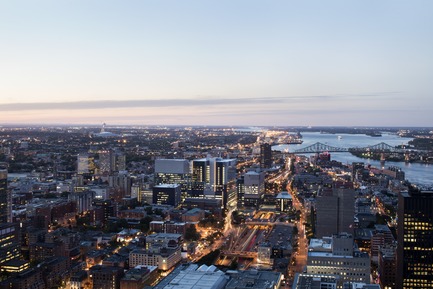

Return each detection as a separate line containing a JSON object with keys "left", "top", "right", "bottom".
{"left": 273, "top": 132, "right": 433, "bottom": 187}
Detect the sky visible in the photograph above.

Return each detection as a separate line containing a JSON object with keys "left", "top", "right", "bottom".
{"left": 1, "top": 1, "right": 433, "bottom": 127}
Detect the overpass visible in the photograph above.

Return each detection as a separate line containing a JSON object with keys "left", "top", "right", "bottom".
{"left": 245, "top": 221, "right": 293, "bottom": 227}
{"left": 221, "top": 250, "right": 258, "bottom": 259}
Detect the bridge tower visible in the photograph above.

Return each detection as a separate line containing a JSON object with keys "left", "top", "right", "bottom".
{"left": 380, "top": 153, "right": 386, "bottom": 168}
{"left": 405, "top": 152, "right": 410, "bottom": 162}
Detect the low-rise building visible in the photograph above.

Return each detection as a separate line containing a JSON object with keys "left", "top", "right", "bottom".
{"left": 225, "top": 270, "right": 283, "bottom": 289}
{"left": 129, "top": 245, "right": 181, "bottom": 271}
{"left": 120, "top": 265, "right": 158, "bottom": 289}
{"left": 292, "top": 273, "right": 338, "bottom": 289}
{"left": 145, "top": 233, "right": 182, "bottom": 249}
{"left": 153, "top": 264, "right": 228, "bottom": 289}
{"left": 89, "top": 265, "right": 124, "bottom": 289}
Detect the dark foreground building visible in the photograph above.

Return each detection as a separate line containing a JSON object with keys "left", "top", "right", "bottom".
{"left": 397, "top": 190, "right": 433, "bottom": 288}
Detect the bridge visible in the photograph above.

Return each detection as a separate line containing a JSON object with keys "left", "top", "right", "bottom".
{"left": 221, "top": 250, "right": 257, "bottom": 259}
{"left": 293, "top": 142, "right": 406, "bottom": 154}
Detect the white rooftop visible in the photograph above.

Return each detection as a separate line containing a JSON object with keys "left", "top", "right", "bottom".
{"left": 163, "top": 267, "right": 227, "bottom": 289}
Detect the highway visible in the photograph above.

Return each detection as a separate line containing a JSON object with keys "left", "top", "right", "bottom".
{"left": 286, "top": 180, "right": 309, "bottom": 284}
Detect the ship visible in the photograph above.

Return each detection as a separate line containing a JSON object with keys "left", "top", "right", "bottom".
{"left": 366, "top": 132, "right": 382, "bottom": 137}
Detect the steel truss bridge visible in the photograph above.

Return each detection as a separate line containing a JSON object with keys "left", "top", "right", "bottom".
{"left": 293, "top": 142, "right": 405, "bottom": 154}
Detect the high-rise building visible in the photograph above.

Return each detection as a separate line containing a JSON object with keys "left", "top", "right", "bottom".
{"left": 76, "top": 153, "right": 95, "bottom": 175}
{"left": 316, "top": 183, "right": 355, "bottom": 238}
{"left": 191, "top": 157, "right": 236, "bottom": 209}
{"left": 397, "top": 190, "right": 433, "bottom": 289}
{"left": 153, "top": 184, "right": 181, "bottom": 207}
{"left": 260, "top": 143, "right": 272, "bottom": 169}
{"left": 98, "top": 149, "right": 126, "bottom": 174}
{"left": 0, "top": 169, "right": 11, "bottom": 223}
{"left": 0, "top": 223, "right": 21, "bottom": 267}
{"left": 109, "top": 171, "right": 132, "bottom": 201}
{"left": 236, "top": 176, "right": 245, "bottom": 209}
{"left": 154, "top": 159, "right": 191, "bottom": 199}
{"left": 378, "top": 244, "right": 396, "bottom": 289}
{"left": 237, "top": 170, "right": 265, "bottom": 208}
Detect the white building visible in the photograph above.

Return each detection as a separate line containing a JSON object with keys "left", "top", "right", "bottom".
{"left": 153, "top": 264, "right": 228, "bottom": 289}
{"left": 129, "top": 245, "right": 181, "bottom": 271}
{"left": 307, "top": 233, "right": 370, "bottom": 285}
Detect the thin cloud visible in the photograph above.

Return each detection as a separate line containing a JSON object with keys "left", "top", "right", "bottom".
{"left": 0, "top": 93, "right": 400, "bottom": 112}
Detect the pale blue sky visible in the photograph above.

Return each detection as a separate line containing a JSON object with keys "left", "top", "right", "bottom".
{"left": 1, "top": 1, "right": 432, "bottom": 126}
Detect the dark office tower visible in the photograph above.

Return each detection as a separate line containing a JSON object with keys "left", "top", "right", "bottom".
{"left": 260, "top": 143, "right": 272, "bottom": 169}
{"left": 0, "top": 169, "right": 11, "bottom": 223}
{"left": 397, "top": 190, "right": 433, "bottom": 289}
{"left": 236, "top": 176, "right": 245, "bottom": 209}
{"left": 0, "top": 223, "right": 21, "bottom": 268}
{"left": 191, "top": 159, "right": 209, "bottom": 191}
{"left": 315, "top": 183, "right": 355, "bottom": 238}
{"left": 153, "top": 184, "right": 181, "bottom": 207}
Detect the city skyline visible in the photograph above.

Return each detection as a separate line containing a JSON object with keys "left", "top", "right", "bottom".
{"left": 1, "top": 1, "right": 433, "bottom": 126}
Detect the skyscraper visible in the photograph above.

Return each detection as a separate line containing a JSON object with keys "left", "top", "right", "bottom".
{"left": 397, "top": 190, "right": 433, "bottom": 288}
{"left": 315, "top": 183, "right": 355, "bottom": 238}
{"left": 154, "top": 159, "right": 191, "bottom": 197}
{"left": 237, "top": 170, "right": 265, "bottom": 208}
{"left": 260, "top": 143, "right": 272, "bottom": 169}
{"left": 77, "top": 152, "right": 95, "bottom": 175}
{"left": 0, "top": 169, "right": 11, "bottom": 224}
{"left": 191, "top": 157, "right": 236, "bottom": 209}
{"left": 98, "top": 149, "right": 126, "bottom": 174}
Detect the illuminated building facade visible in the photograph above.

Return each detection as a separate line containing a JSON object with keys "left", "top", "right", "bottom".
{"left": 154, "top": 159, "right": 191, "bottom": 199}
{"left": 397, "top": 190, "right": 433, "bottom": 289}
{"left": 191, "top": 157, "right": 236, "bottom": 209}
{"left": 237, "top": 170, "right": 265, "bottom": 208}
{"left": 129, "top": 246, "right": 181, "bottom": 271}
{"left": 98, "top": 149, "right": 126, "bottom": 174}
{"left": 307, "top": 233, "right": 370, "bottom": 285}
{"left": 152, "top": 184, "right": 181, "bottom": 207}
{"left": 76, "top": 152, "right": 95, "bottom": 175}
{"left": 0, "top": 223, "right": 21, "bottom": 267}
{"left": 276, "top": 191, "right": 293, "bottom": 212}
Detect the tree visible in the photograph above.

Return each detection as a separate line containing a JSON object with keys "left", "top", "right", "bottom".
{"left": 292, "top": 226, "right": 298, "bottom": 236}
{"left": 185, "top": 224, "right": 200, "bottom": 241}
{"left": 139, "top": 216, "right": 153, "bottom": 233}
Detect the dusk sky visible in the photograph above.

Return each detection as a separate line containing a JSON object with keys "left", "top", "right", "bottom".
{"left": 1, "top": 1, "right": 432, "bottom": 127}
